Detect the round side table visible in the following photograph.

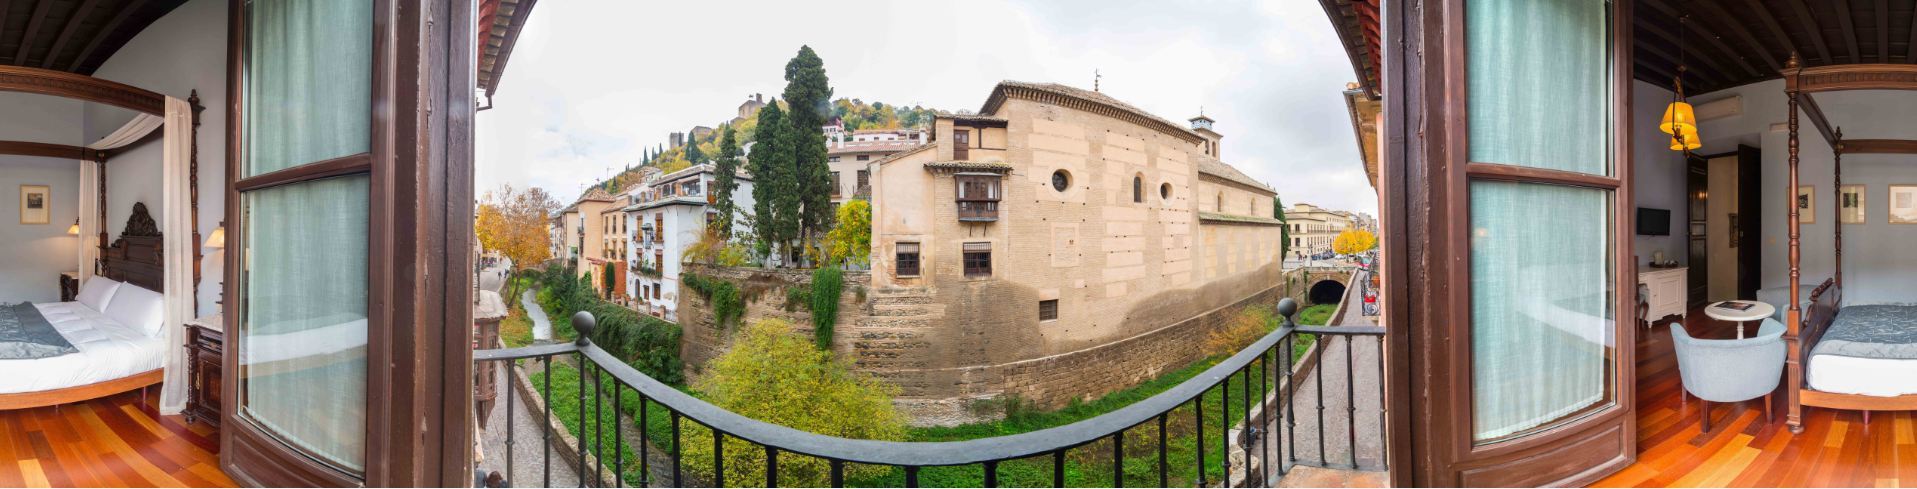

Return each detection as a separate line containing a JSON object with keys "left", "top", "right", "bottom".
{"left": 1704, "top": 301, "right": 1775, "bottom": 339}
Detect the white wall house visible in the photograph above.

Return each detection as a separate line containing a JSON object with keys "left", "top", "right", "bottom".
{"left": 623, "top": 164, "right": 754, "bottom": 320}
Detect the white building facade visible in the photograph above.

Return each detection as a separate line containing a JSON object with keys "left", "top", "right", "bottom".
{"left": 622, "top": 164, "right": 754, "bottom": 320}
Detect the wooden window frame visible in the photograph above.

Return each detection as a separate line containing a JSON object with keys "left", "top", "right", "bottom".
{"left": 895, "top": 242, "right": 921, "bottom": 277}
{"left": 955, "top": 173, "right": 1001, "bottom": 222}
{"left": 1380, "top": 0, "right": 1636, "bottom": 486}
{"left": 962, "top": 242, "right": 992, "bottom": 278}
{"left": 220, "top": 0, "right": 477, "bottom": 486}
{"left": 953, "top": 129, "right": 971, "bottom": 160}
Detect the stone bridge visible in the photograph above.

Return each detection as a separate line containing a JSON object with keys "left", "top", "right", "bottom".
{"left": 1283, "top": 265, "right": 1356, "bottom": 306}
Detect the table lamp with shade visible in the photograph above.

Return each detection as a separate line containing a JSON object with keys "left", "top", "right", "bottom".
{"left": 205, "top": 222, "right": 224, "bottom": 308}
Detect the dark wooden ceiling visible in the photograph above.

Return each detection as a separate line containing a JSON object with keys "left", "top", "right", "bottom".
{"left": 1635, "top": 0, "right": 1917, "bottom": 95}
{"left": 0, "top": 0, "right": 188, "bottom": 75}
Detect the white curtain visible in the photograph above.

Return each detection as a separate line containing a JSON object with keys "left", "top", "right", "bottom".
{"left": 157, "top": 96, "right": 196, "bottom": 415}
{"left": 89, "top": 113, "right": 164, "bottom": 151}
{"left": 77, "top": 162, "right": 101, "bottom": 281}
{"left": 1464, "top": 0, "right": 1613, "bottom": 441}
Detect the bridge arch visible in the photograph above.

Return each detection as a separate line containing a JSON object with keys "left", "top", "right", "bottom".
{"left": 1308, "top": 278, "right": 1347, "bottom": 305}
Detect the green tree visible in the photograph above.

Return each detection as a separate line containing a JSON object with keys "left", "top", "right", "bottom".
{"left": 682, "top": 319, "right": 905, "bottom": 487}
{"left": 712, "top": 124, "right": 742, "bottom": 239}
{"left": 750, "top": 101, "right": 799, "bottom": 261}
{"left": 822, "top": 199, "right": 870, "bottom": 267}
{"left": 685, "top": 134, "right": 707, "bottom": 164}
{"left": 1274, "top": 195, "right": 1290, "bottom": 259}
{"left": 783, "top": 45, "right": 836, "bottom": 255}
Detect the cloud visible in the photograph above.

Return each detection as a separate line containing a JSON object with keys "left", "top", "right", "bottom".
{"left": 476, "top": 0, "right": 1377, "bottom": 216}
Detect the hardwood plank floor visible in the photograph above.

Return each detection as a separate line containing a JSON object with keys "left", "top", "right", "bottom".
{"left": 0, "top": 389, "right": 234, "bottom": 488}
{"left": 1593, "top": 308, "right": 1916, "bottom": 488}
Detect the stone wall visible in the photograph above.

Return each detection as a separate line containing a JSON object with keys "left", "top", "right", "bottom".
{"left": 676, "top": 264, "right": 871, "bottom": 376}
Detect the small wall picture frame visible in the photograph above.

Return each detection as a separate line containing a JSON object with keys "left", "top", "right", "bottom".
{"left": 18, "top": 185, "right": 48, "bottom": 225}
{"left": 1840, "top": 184, "right": 1865, "bottom": 224}
{"left": 1797, "top": 185, "right": 1815, "bottom": 224}
{"left": 1891, "top": 185, "right": 1917, "bottom": 224}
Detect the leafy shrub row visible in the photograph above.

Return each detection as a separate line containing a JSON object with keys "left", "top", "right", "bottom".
{"left": 537, "top": 264, "right": 683, "bottom": 384}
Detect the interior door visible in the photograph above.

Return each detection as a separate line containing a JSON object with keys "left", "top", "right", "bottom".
{"left": 1384, "top": 0, "right": 1637, "bottom": 485}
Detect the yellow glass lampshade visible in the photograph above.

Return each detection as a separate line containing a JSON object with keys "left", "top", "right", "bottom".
{"left": 1660, "top": 101, "right": 1697, "bottom": 135}
{"left": 66, "top": 219, "right": 79, "bottom": 235}
{"left": 1669, "top": 127, "right": 1702, "bottom": 151}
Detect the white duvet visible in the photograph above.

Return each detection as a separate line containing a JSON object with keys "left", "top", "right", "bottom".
{"left": 0, "top": 302, "right": 166, "bottom": 394}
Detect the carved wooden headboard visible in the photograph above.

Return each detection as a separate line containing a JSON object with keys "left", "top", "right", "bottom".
{"left": 103, "top": 203, "right": 164, "bottom": 293}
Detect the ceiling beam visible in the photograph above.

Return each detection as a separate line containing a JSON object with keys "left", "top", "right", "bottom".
{"left": 1746, "top": 0, "right": 1805, "bottom": 64}
{"left": 1842, "top": 139, "right": 1917, "bottom": 154}
{"left": 65, "top": 0, "right": 146, "bottom": 73}
{"left": 1633, "top": 35, "right": 1726, "bottom": 88}
{"left": 1835, "top": 0, "right": 1862, "bottom": 62}
{"left": 1877, "top": 0, "right": 1891, "bottom": 63}
{"left": 41, "top": 0, "right": 103, "bottom": 69}
{"left": 1641, "top": 0, "right": 1763, "bottom": 79}
{"left": 13, "top": 0, "right": 53, "bottom": 65}
{"left": 1637, "top": 19, "right": 1741, "bottom": 90}
{"left": 1786, "top": 0, "right": 1837, "bottom": 64}
{"left": 1910, "top": 0, "right": 1917, "bottom": 62}
{"left": 1692, "top": 1, "right": 1783, "bottom": 71}
{"left": 1798, "top": 92, "right": 1839, "bottom": 150}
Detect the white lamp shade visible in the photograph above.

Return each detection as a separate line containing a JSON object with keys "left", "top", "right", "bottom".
{"left": 204, "top": 226, "right": 226, "bottom": 249}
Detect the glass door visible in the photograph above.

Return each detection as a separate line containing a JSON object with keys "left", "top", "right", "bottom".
{"left": 1382, "top": 0, "right": 1638, "bottom": 485}
{"left": 229, "top": 0, "right": 373, "bottom": 482}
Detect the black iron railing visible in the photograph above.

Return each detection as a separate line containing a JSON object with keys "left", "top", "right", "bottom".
{"left": 473, "top": 297, "right": 1387, "bottom": 487}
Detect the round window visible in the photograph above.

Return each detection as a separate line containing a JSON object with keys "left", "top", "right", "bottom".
{"left": 1160, "top": 183, "right": 1172, "bottom": 200}
{"left": 1051, "top": 170, "right": 1071, "bottom": 192}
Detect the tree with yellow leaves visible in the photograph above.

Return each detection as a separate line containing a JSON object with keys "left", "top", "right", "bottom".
{"left": 1332, "top": 228, "right": 1378, "bottom": 256}
{"left": 476, "top": 183, "right": 561, "bottom": 300}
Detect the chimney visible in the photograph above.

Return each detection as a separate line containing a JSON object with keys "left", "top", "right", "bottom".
{"left": 1188, "top": 114, "right": 1222, "bottom": 158}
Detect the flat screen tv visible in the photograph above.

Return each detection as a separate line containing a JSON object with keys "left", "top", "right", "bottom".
{"left": 1637, "top": 207, "right": 1670, "bottom": 236}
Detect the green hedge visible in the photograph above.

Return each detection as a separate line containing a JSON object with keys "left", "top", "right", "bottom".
{"left": 537, "top": 264, "right": 683, "bottom": 384}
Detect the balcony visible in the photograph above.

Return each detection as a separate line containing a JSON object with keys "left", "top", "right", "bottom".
{"left": 957, "top": 201, "right": 998, "bottom": 222}
{"left": 471, "top": 298, "right": 1389, "bottom": 487}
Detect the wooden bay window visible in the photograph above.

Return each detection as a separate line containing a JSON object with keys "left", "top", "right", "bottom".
{"left": 955, "top": 173, "right": 1001, "bottom": 221}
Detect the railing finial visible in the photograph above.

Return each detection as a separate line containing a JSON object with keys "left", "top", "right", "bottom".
{"left": 1277, "top": 297, "right": 1299, "bottom": 327}
{"left": 572, "top": 311, "right": 596, "bottom": 346}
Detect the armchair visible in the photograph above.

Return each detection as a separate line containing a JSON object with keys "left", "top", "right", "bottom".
{"left": 1671, "top": 319, "right": 1786, "bottom": 432}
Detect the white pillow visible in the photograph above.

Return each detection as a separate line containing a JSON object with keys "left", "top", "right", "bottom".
{"left": 103, "top": 285, "right": 166, "bottom": 338}
{"left": 76, "top": 277, "right": 122, "bottom": 312}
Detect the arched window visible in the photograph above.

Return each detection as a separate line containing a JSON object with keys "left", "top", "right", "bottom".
{"left": 1216, "top": 192, "right": 1224, "bottom": 212}
{"left": 1132, "top": 175, "right": 1144, "bottom": 203}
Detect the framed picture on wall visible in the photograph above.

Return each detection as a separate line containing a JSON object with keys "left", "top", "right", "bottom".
{"left": 1841, "top": 185, "right": 1865, "bottom": 224}
{"left": 1797, "top": 185, "right": 1815, "bottom": 224}
{"left": 1891, "top": 185, "right": 1917, "bottom": 224}
{"left": 18, "top": 185, "right": 48, "bottom": 225}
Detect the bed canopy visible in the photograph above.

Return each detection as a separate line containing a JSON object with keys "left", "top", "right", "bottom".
{"left": 1780, "top": 53, "right": 1917, "bottom": 433}
{"left": 0, "top": 64, "right": 203, "bottom": 413}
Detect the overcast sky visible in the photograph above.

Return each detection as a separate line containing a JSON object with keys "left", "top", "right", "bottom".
{"left": 475, "top": 0, "right": 1376, "bottom": 216}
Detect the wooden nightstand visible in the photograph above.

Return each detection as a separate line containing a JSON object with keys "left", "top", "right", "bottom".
{"left": 59, "top": 272, "right": 78, "bottom": 302}
{"left": 185, "top": 315, "right": 223, "bottom": 427}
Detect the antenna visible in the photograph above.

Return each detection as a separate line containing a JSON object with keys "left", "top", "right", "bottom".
{"left": 1094, "top": 69, "right": 1102, "bottom": 92}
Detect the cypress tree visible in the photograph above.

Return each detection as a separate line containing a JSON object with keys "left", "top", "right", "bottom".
{"left": 750, "top": 101, "right": 798, "bottom": 262}
{"left": 713, "top": 124, "right": 741, "bottom": 239}
{"left": 782, "top": 45, "right": 835, "bottom": 256}
{"left": 686, "top": 133, "right": 708, "bottom": 164}
{"left": 1275, "top": 195, "right": 1291, "bottom": 259}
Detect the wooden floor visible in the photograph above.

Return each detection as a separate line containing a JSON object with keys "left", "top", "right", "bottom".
{"left": 1593, "top": 308, "right": 1917, "bottom": 488}
{"left": 0, "top": 389, "right": 235, "bottom": 488}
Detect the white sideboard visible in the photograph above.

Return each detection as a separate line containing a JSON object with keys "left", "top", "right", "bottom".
{"left": 1638, "top": 267, "right": 1688, "bottom": 326}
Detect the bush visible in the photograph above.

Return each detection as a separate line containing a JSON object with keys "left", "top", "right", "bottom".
{"left": 681, "top": 319, "right": 905, "bottom": 487}
{"left": 683, "top": 273, "right": 744, "bottom": 330}
{"left": 584, "top": 300, "right": 684, "bottom": 384}
{"left": 809, "top": 267, "right": 843, "bottom": 349}
{"left": 1203, "top": 305, "right": 1278, "bottom": 357}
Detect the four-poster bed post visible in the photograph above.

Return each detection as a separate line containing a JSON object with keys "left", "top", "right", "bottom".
{"left": 1780, "top": 52, "right": 1917, "bottom": 434}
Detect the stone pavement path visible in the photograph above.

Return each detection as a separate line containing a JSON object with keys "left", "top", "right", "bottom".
{"left": 522, "top": 289, "right": 553, "bottom": 341}
{"left": 476, "top": 361, "right": 581, "bottom": 487}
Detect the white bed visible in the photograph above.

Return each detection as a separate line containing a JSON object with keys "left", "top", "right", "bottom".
{"left": 0, "top": 302, "right": 166, "bottom": 394}
{"left": 0, "top": 277, "right": 168, "bottom": 396}
{"left": 1806, "top": 354, "right": 1917, "bottom": 397}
